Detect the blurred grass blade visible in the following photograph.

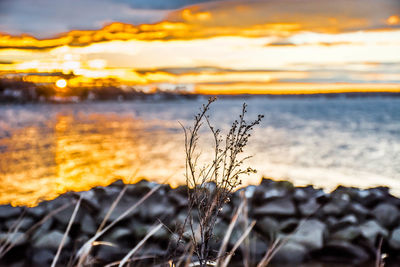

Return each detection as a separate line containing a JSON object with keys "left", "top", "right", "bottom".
{"left": 51, "top": 195, "right": 82, "bottom": 267}
{"left": 76, "top": 183, "right": 162, "bottom": 260}
{"left": 221, "top": 220, "right": 256, "bottom": 267}
{"left": 118, "top": 223, "right": 162, "bottom": 267}
{"left": 216, "top": 200, "right": 245, "bottom": 265}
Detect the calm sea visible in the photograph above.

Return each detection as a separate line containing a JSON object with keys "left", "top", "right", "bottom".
{"left": 1, "top": 97, "right": 399, "bottom": 206}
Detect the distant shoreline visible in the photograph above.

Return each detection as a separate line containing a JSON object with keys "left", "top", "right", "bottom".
{"left": 1, "top": 91, "right": 400, "bottom": 105}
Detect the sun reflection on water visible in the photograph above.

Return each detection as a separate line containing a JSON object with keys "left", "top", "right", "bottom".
{"left": 0, "top": 112, "right": 188, "bottom": 206}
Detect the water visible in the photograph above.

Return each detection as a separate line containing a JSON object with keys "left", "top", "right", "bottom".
{"left": 1, "top": 97, "right": 399, "bottom": 206}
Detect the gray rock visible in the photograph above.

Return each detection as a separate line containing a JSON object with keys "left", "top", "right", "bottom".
{"left": 139, "top": 200, "right": 175, "bottom": 220}
{"left": 331, "top": 226, "right": 361, "bottom": 241}
{"left": 105, "top": 227, "right": 132, "bottom": 243}
{"left": 331, "top": 214, "right": 358, "bottom": 231}
{"left": 27, "top": 205, "right": 46, "bottom": 218}
{"left": 360, "top": 220, "right": 388, "bottom": 245}
{"left": 0, "top": 205, "right": 22, "bottom": 219}
{"left": 54, "top": 204, "right": 82, "bottom": 226}
{"left": 0, "top": 232, "right": 27, "bottom": 247}
{"left": 5, "top": 217, "right": 34, "bottom": 231}
{"left": 272, "top": 241, "right": 307, "bottom": 263}
{"left": 130, "top": 220, "right": 150, "bottom": 239}
{"left": 99, "top": 196, "right": 139, "bottom": 222}
{"left": 152, "top": 226, "right": 169, "bottom": 242}
{"left": 299, "top": 198, "right": 320, "bottom": 216}
{"left": 81, "top": 214, "right": 97, "bottom": 235}
{"left": 244, "top": 185, "right": 256, "bottom": 199}
{"left": 322, "top": 195, "right": 350, "bottom": 216}
{"left": 389, "top": 227, "right": 400, "bottom": 250}
{"left": 213, "top": 221, "right": 229, "bottom": 240}
{"left": 253, "top": 198, "right": 296, "bottom": 216}
{"left": 293, "top": 188, "right": 309, "bottom": 202}
{"left": 372, "top": 203, "right": 400, "bottom": 228}
{"left": 34, "top": 230, "right": 69, "bottom": 250}
{"left": 290, "top": 219, "right": 326, "bottom": 250}
{"left": 262, "top": 187, "right": 287, "bottom": 200}
{"left": 32, "top": 218, "right": 53, "bottom": 242}
{"left": 32, "top": 249, "right": 55, "bottom": 266}
{"left": 257, "top": 217, "right": 279, "bottom": 239}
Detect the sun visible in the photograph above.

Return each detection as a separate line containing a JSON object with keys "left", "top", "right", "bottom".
{"left": 55, "top": 79, "right": 67, "bottom": 88}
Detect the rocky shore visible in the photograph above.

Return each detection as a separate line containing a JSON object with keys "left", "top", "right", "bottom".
{"left": 1, "top": 178, "right": 400, "bottom": 266}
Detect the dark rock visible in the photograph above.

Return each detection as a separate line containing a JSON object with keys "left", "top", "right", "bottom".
{"left": 0, "top": 232, "right": 27, "bottom": 247}
{"left": 256, "top": 217, "right": 279, "bottom": 240}
{"left": 168, "top": 191, "right": 188, "bottom": 208}
{"left": 290, "top": 219, "right": 326, "bottom": 250}
{"left": 253, "top": 180, "right": 294, "bottom": 204}
{"left": 109, "top": 179, "right": 125, "bottom": 188}
{"left": 34, "top": 230, "right": 69, "bottom": 250}
{"left": 358, "top": 188, "right": 386, "bottom": 208}
{"left": 359, "top": 220, "right": 388, "bottom": 245}
{"left": 293, "top": 187, "right": 309, "bottom": 202}
{"left": 314, "top": 240, "right": 369, "bottom": 264}
{"left": 152, "top": 226, "right": 170, "bottom": 242}
{"left": 325, "top": 216, "right": 339, "bottom": 229}
{"left": 349, "top": 202, "right": 369, "bottom": 219}
{"left": 53, "top": 204, "right": 84, "bottom": 227}
{"left": 389, "top": 227, "right": 400, "bottom": 250}
{"left": 79, "top": 190, "right": 101, "bottom": 212}
{"left": 96, "top": 244, "right": 127, "bottom": 262}
{"left": 299, "top": 198, "right": 320, "bottom": 216}
{"left": 32, "top": 249, "right": 55, "bottom": 266}
{"left": 125, "top": 179, "right": 157, "bottom": 197}
{"left": 280, "top": 218, "right": 299, "bottom": 234}
{"left": 139, "top": 244, "right": 165, "bottom": 258}
{"left": 0, "top": 205, "right": 22, "bottom": 219}
{"left": 372, "top": 203, "right": 400, "bottom": 228}
{"left": 253, "top": 198, "right": 296, "bottom": 217}
{"left": 272, "top": 241, "right": 307, "bottom": 263}
{"left": 322, "top": 194, "right": 350, "bottom": 216}
{"left": 332, "top": 186, "right": 361, "bottom": 201}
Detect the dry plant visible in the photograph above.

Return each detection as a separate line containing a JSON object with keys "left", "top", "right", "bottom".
{"left": 179, "top": 97, "right": 263, "bottom": 266}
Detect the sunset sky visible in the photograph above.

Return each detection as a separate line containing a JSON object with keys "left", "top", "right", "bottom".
{"left": 1, "top": 0, "right": 400, "bottom": 94}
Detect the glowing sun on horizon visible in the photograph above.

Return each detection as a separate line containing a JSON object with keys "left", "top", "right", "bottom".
{"left": 55, "top": 79, "right": 67, "bottom": 88}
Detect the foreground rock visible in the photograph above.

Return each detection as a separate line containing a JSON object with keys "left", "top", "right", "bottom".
{"left": 0, "top": 178, "right": 400, "bottom": 266}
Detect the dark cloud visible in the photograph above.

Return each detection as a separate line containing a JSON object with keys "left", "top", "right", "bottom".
{"left": 0, "top": 0, "right": 167, "bottom": 37}
{"left": 115, "top": 0, "right": 224, "bottom": 10}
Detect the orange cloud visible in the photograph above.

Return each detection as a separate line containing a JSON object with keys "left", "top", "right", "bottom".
{"left": 1, "top": 0, "right": 399, "bottom": 50}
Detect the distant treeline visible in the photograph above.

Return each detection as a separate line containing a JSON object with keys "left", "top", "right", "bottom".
{"left": 1, "top": 78, "right": 399, "bottom": 104}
